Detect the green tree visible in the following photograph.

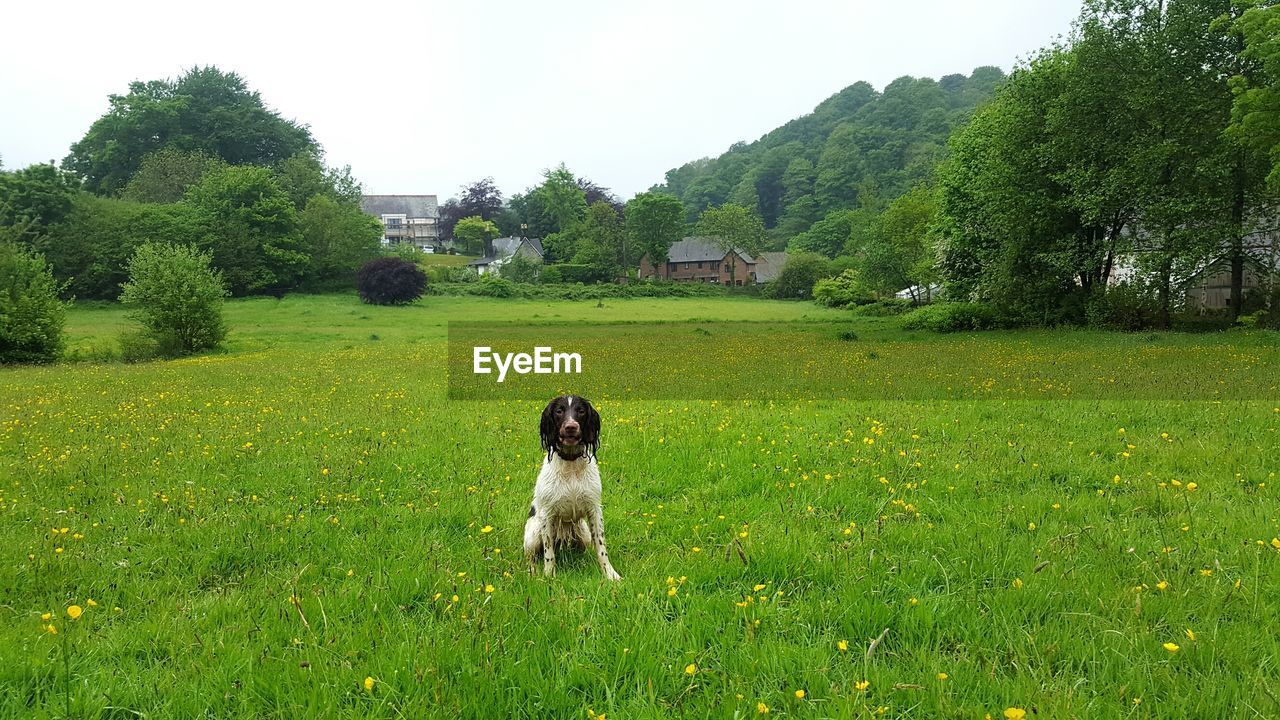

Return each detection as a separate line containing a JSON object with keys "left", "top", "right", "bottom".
{"left": 299, "top": 196, "right": 383, "bottom": 286}
{"left": 573, "top": 201, "right": 625, "bottom": 282}
{"left": 0, "top": 239, "right": 66, "bottom": 364}
{"left": 764, "top": 252, "right": 831, "bottom": 299}
{"left": 186, "top": 165, "right": 308, "bottom": 295}
{"left": 276, "top": 150, "right": 362, "bottom": 211}
{"left": 695, "top": 204, "right": 766, "bottom": 285}
{"left": 121, "top": 148, "right": 226, "bottom": 204}
{"left": 119, "top": 242, "right": 228, "bottom": 356}
{"left": 861, "top": 185, "right": 940, "bottom": 301}
{"left": 533, "top": 164, "right": 588, "bottom": 234}
{"left": 66, "top": 66, "right": 315, "bottom": 195}
{"left": 1231, "top": 2, "right": 1280, "bottom": 191}
{"left": 625, "top": 192, "right": 685, "bottom": 278}
{"left": 454, "top": 216, "right": 501, "bottom": 256}
{"left": 0, "top": 164, "right": 80, "bottom": 243}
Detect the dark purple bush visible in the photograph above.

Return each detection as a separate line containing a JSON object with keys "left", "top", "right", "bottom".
{"left": 356, "top": 257, "right": 427, "bottom": 306}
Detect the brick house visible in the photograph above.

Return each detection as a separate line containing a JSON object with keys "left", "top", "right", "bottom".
{"left": 638, "top": 237, "right": 765, "bottom": 285}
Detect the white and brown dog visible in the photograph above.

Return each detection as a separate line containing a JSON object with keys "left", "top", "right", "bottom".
{"left": 522, "top": 395, "right": 621, "bottom": 580}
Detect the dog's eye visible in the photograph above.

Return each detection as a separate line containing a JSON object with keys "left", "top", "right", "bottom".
{"left": 555, "top": 407, "right": 563, "bottom": 414}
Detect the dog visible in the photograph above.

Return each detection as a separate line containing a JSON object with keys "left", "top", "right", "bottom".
{"left": 522, "top": 395, "right": 621, "bottom": 581}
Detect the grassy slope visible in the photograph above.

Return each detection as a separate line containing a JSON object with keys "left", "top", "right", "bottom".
{"left": 2, "top": 295, "right": 1278, "bottom": 719}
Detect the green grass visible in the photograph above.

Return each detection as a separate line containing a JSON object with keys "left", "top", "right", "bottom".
{"left": 2, "top": 294, "right": 1278, "bottom": 719}
{"left": 417, "top": 254, "right": 478, "bottom": 267}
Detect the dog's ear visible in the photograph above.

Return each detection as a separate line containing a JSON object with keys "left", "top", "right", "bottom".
{"left": 540, "top": 398, "right": 559, "bottom": 457}
{"left": 580, "top": 397, "right": 601, "bottom": 458}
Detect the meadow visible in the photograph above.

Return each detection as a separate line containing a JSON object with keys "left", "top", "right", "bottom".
{"left": 1, "top": 294, "right": 1278, "bottom": 719}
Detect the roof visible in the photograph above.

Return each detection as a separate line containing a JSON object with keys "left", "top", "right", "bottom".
{"left": 491, "top": 236, "right": 544, "bottom": 259}
{"left": 467, "top": 256, "right": 498, "bottom": 267}
{"left": 752, "top": 252, "right": 789, "bottom": 283}
{"left": 360, "top": 195, "right": 439, "bottom": 219}
{"left": 666, "top": 237, "right": 756, "bottom": 264}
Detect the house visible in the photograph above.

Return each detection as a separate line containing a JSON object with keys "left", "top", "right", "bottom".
{"left": 751, "top": 252, "right": 789, "bottom": 284}
{"left": 467, "top": 236, "right": 544, "bottom": 275}
{"left": 638, "top": 237, "right": 766, "bottom": 285}
{"left": 360, "top": 195, "right": 443, "bottom": 252}
{"left": 1183, "top": 255, "right": 1275, "bottom": 312}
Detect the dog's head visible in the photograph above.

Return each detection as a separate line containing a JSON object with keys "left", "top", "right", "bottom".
{"left": 540, "top": 395, "right": 600, "bottom": 460}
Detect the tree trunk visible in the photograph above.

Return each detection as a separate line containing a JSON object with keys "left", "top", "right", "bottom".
{"left": 1158, "top": 253, "right": 1173, "bottom": 330}
{"left": 1230, "top": 155, "right": 1246, "bottom": 322}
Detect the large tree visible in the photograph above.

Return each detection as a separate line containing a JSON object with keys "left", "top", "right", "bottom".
{"left": 453, "top": 216, "right": 501, "bottom": 256}
{"left": 298, "top": 196, "right": 383, "bottom": 286}
{"left": 120, "top": 147, "right": 226, "bottom": 204}
{"left": 65, "top": 66, "right": 315, "bottom": 195}
{"left": 0, "top": 164, "right": 80, "bottom": 244}
{"left": 625, "top": 192, "right": 685, "bottom": 278}
{"left": 695, "top": 203, "right": 766, "bottom": 285}
{"left": 185, "top": 165, "right": 308, "bottom": 295}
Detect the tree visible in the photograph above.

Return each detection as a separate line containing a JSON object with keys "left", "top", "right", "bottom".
{"left": 357, "top": 257, "right": 426, "bottom": 305}
{"left": 764, "top": 252, "right": 831, "bottom": 299}
{"left": 573, "top": 201, "right": 626, "bottom": 282}
{"left": 119, "top": 242, "right": 228, "bottom": 357}
{"left": 440, "top": 178, "right": 507, "bottom": 241}
{"left": 275, "top": 150, "right": 362, "bottom": 211}
{"left": 533, "top": 164, "right": 588, "bottom": 234}
{"left": 299, "top": 196, "right": 383, "bottom": 286}
{"left": 695, "top": 203, "right": 767, "bottom": 285}
{"left": 0, "top": 239, "right": 66, "bottom": 364}
{"left": 185, "top": 165, "right": 308, "bottom": 295}
{"left": 861, "top": 185, "right": 940, "bottom": 301}
{"left": 121, "top": 148, "right": 225, "bottom": 204}
{"left": 65, "top": 66, "right": 315, "bottom": 195}
{"left": 454, "top": 216, "right": 501, "bottom": 256}
{"left": 1232, "top": 3, "right": 1280, "bottom": 191}
{"left": 625, "top": 192, "right": 685, "bottom": 278}
{"left": 0, "top": 164, "right": 80, "bottom": 243}
{"left": 787, "top": 209, "right": 873, "bottom": 258}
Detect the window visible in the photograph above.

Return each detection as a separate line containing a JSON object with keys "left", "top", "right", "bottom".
{"left": 696, "top": 261, "right": 702, "bottom": 269}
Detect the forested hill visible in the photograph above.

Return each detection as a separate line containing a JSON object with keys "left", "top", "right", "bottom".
{"left": 653, "top": 67, "right": 1006, "bottom": 241}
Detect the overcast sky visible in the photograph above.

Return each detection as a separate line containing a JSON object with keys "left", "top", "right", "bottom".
{"left": 1, "top": 0, "right": 1081, "bottom": 201}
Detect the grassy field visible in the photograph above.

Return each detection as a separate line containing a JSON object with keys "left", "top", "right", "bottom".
{"left": 2, "top": 294, "right": 1278, "bottom": 719}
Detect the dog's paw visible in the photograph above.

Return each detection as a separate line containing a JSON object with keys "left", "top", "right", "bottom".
{"left": 604, "top": 568, "right": 622, "bottom": 582}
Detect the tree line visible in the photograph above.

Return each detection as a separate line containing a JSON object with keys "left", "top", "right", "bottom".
{"left": 0, "top": 67, "right": 383, "bottom": 300}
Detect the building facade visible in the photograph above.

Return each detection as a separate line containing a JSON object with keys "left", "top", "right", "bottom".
{"left": 360, "top": 195, "right": 443, "bottom": 251}
{"left": 638, "top": 237, "right": 766, "bottom": 285}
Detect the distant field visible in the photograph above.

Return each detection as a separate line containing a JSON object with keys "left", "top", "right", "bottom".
{"left": 416, "top": 253, "right": 478, "bottom": 267}
{"left": 2, "top": 295, "right": 1278, "bottom": 719}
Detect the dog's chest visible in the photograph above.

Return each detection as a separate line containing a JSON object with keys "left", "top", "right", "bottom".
{"left": 534, "top": 457, "right": 601, "bottom": 519}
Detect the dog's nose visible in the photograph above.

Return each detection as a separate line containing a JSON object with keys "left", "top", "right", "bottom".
{"left": 562, "top": 420, "right": 580, "bottom": 434}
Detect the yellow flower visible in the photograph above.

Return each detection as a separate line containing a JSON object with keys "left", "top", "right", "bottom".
{"left": 1200, "top": 569, "right": 1213, "bottom": 577}
{"left": 1163, "top": 642, "right": 1180, "bottom": 653}
{"left": 480, "top": 525, "right": 493, "bottom": 533}
{"left": 685, "top": 663, "right": 697, "bottom": 675}
{"left": 794, "top": 689, "right": 805, "bottom": 699}
{"left": 1185, "top": 482, "right": 1197, "bottom": 491}
{"left": 363, "top": 676, "right": 375, "bottom": 691}
{"left": 756, "top": 702, "right": 770, "bottom": 714}
{"left": 1028, "top": 522, "right": 1036, "bottom": 531}
{"left": 1156, "top": 580, "right": 1169, "bottom": 591}
{"left": 41, "top": 612, "right": 51, "bottom": 621}
{"left": 45, "top": 624, "right": 57, "bottom": 635}
{"left": 86, "top": 599, "right": 97, "bottom": 607}
{"left": 66, "top": 605, "right": 83, "bottom": 620}
{"left": 909, "top": 597, "right": 919, "bottom": 606}
{"left": 753, "top": 583, "right": 767, "bottom": 592}
{"left": 1012, "top": 578, "right": 1023, "bottom": 590}
{"left": 692, "top": 546, "right": 701, "bottom": 553}
{"left": 485, "top": 584, "right": 495, "bottom": 593}
{"left": 1185, "top": 628, "right": 1196, "bottom": 641}
{"left": 837, "top": 639, "right": 849, "bottom": 652}
{"left": 936, "top": 672, "right": 949, "bottom": 681}
{"left": 1004, "top": 709, "right": 1026, "bottom": 720}
{"left": 1270, "top": 537, "right": 1280, "bottom": 551}
{"left": 667, "top": 586, "right": 677, "bottom": 597}
{"left": 855, "top": 680, "right": 870, "bottom": 691}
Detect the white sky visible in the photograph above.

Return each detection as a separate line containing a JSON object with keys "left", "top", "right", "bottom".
{"left": 0, "top": 0, "right": 1081, "bottom": 201}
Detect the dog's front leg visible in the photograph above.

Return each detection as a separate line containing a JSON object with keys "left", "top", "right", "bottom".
{"left": 589, "top": 510, "right": 622, "bottom": 581}
{"left": 539, "top": 519, "right": 556, "bottom": 577}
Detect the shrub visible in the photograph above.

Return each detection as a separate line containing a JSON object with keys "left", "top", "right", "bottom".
{"left": 500, "top": 255, "right": 542, "bottom": 284}
{"left": 1085, "top": 283, "right": 1161, "bottom": 331}
{"left": 850, "top": 298, "right": 914, "bottom": 317}
{"left": 119, "top": 242, "right": 229, "bottom": 356}
{"left": 470, "top": 275, "right": 520, "bottom": 298}
{"left": 539, "top": 265, "right": 563, "bottom": 284}
{"left": 357, "top": 257, "right": 427, "bottom": 305}
{"left": 901, "top": 302, "right": 1002, "bottom": 332}
{"left": 763, "top": 252, "right": 830, "bottom": 299}
{"left": 0, "top": 241, "right": 67, "bottom": 364}
{"left": 813, "top": 270, "right": 873, "bottom": 308}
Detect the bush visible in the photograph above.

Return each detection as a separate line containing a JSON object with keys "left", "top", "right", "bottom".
{"left": 539, "top": 265, "right": 563, "bottom": 283}
{"left": 813, "top": 270, "right": 873, "bottom": 308}
{"left": 850, "top": 298, "right": 914, "bottom": 316}
{"left": 357, "top": 257, "right": 427, "bottom": 305}
{"left": 470, "top": 275, "right": 521, "bottom": 298}
{"left": 1085, "top": 283, "right": 1161, "bottom": 331}
{"left": 0, "top": 241, "right": 67, "bottom": 363}
{"left": 119, "top": 242, "right": 229, "bottom": 356}
{"left": 500, "top": 255, "right": 542, "bottom": 284}
{"left": 901, "top": 302, "right": 1002, "bottom": 332}
{"left": 762, "top": 252, "right": 830, "bottom": 299}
